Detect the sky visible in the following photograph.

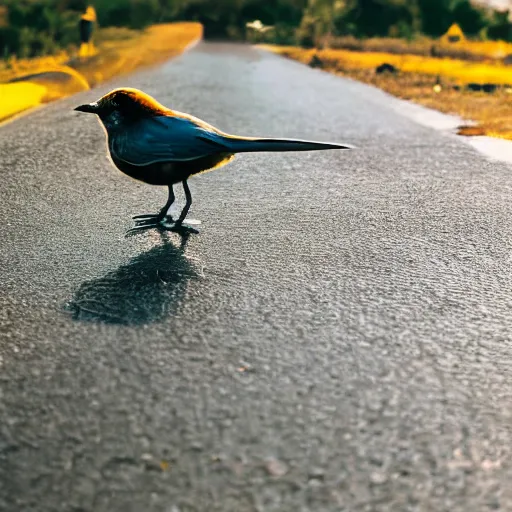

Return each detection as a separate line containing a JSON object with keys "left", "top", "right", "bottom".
{"left": 479, "top": 0, "right": 510, "bottom": 9}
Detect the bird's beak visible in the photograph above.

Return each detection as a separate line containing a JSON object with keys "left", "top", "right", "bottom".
{"left": 74, "top": 102, "right": 99, "bottom": 114}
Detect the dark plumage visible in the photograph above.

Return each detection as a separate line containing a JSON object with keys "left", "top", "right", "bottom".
{"left": 75, "top": 87, "right": 353, "bottom": 235}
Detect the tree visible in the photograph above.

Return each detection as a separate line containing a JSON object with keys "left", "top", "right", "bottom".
{"left": 336, "top": 0, "right": 420, "bottom": 38}
{"left": 451, "top": 0, "right": 487, "bottom": 35}
{"left": 417, "top": 0, "right": 452, "bottom": 36}
{"left": 487, "top": 9, "right": 512, "bottom": 41}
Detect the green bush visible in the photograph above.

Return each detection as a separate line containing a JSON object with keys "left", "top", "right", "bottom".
{"left": 1, "top": 0, "right": 83, "bottom": 57}
{"left": 1, "top": 0, "right": 512, "bottom": 59}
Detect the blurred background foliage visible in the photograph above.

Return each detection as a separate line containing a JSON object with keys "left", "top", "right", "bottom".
{"left": 0, "top": 0, "right": 511, "bottom": 58}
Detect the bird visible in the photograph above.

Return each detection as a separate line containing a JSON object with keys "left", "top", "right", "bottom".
{"left": 74, "top": 87, "right": 353, "bottom": 236}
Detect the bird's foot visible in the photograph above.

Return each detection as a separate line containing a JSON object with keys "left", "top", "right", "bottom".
{"left": 125, "top": 213, "right": 173, "bottom": 236}
{"left": 166, "top": 220, "right": 201, "bottom": 235}
{"left": 126, "top": 216, "right": 200, "bottom": 237}
{"left": 132, "top": 213, "right": 173, "bottom": 225}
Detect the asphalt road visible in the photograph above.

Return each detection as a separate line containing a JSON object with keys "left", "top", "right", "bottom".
{"left": 2, "top": 42, "right": 512, "bottom": 512}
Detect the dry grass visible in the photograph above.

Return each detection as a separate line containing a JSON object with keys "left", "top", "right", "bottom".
{"left": 0, "top": 22, "right": 202, "bottom": 123}
{"left": 0, "top": 83, "right": 47, "bottom": 120}
{"left": 264, "top": 45, "right": 512, "bottom": 141}
{"left": 325, "top": 36, "right": 512, "bottom": 62}
{"left": 266, "top": 45, "right": 512, "bottom": 84}
{"left": 71, "top": 23, "right": 202, "bottom": 87}
{"left": 0, "top": 52, "right": 70, "bottom": 84}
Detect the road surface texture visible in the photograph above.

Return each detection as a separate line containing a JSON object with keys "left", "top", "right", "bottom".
{"left": 2, "top": 43, "right": 512, "bottom": 512}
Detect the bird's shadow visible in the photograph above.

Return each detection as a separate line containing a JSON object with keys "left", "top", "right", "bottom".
{"left": 66, "top": 235, "right": 200, "bottom": 325}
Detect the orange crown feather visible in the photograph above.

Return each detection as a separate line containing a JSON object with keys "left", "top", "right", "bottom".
{"left": 99, "top": 88, "right": 173, "bottom": 117}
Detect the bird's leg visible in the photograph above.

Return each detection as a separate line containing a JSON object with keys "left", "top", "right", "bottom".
{"left": 126, "top": 182, "right": 199, "bottom": 237}
{"left": 160, "top": 180, "right": 199, "bottom": 234}
{"left": 132, "top": 185, "right": 175, "bottom": 225}
{"left": 157, "top": 185, "right": 175, "bottom": 222}
{"left": 176, "top": 179, "right": 192, "bottom": 226}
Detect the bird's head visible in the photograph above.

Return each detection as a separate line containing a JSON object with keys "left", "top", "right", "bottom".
{"left": 74, "top": 87, "right": 171, "bottom": 130}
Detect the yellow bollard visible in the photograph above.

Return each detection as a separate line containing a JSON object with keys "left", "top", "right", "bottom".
{"left": 79, "top": 6, "right": 97, "bottom": 59}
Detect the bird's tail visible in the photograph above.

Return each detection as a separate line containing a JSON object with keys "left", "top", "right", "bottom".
{"left": 224, "top": 136, "right": 353, "bottom": 154}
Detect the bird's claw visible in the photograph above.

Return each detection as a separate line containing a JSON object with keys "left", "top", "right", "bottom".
{"left": 132, "top": 214, "right": 173, "bottom": 226}
{"left": 125, "top": 223, "right": 159, "bottom": 237}
{"left": 168, "top": 222, "right": 200, "bottom": 235}
{"left": 125, "top": 218, "right": 200, "bottom": 238}
{"left": 132, "top": 213, "right": 157, "bottom": 220}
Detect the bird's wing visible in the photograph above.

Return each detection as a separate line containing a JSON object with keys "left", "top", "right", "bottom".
{"left": 110, "top": 115, "right": 231, "bottom": 166}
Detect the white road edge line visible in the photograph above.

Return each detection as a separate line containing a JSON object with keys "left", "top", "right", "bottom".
{"left": 385, "top": 92, "right": 512, "bottom": 166}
